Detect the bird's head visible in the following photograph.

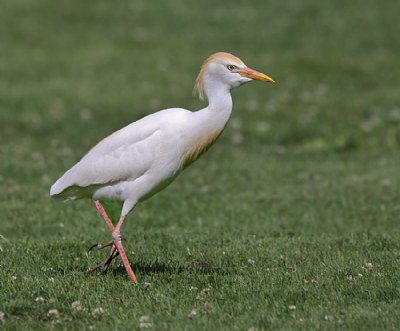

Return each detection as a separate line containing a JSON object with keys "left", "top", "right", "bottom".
{"left": 194, "top": 52, "right": 275, "bottom": 101}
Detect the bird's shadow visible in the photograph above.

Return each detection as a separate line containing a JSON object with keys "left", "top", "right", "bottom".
{"left": 103, "top": 259, "right": 233, "bottom": 278}
{"left": 48, "top": 259, "right": 232, "bottom": 279}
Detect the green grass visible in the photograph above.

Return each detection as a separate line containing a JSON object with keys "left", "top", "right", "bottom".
{"left": 1, "top": 0, "right": 400, "bottom": 330}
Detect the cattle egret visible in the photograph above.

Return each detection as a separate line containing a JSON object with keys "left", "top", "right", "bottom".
{"left": 50, "top": 52, "right": 274, "bottom": 284}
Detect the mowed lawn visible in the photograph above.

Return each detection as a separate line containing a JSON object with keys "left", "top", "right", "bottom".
{"left": 1, "top": 0, "right": 400, "bottom": 330}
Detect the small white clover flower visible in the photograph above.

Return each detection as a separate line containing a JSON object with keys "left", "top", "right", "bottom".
{"left": 188, "top": 309, "right": 197, "bottom": 319}
{"left": 201, "top": 287, "right": 211, "bottom": 294}
{"left": 139, "top": 315, "right": 152, "bottom": 329}
{"left": 92, "top": 307, "right": 105, "bottom": 317}
{"left": 71, "top": 300, "right": 82, "bottom": 311}
{"left": 48, "top": 309, "right": 59, "bottom": 318}
{"left": 365, "top": 262, "right": 373, "bottom": 270}
{"left": 248, "top": 258, "right": 256, "bottom": 265}
{"left": 203, "top": 302, "right": 212, "bottom": 312}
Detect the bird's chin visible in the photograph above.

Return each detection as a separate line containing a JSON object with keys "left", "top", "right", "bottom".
{"left": 238, "top": 77, "right": 253, "bottom": 86}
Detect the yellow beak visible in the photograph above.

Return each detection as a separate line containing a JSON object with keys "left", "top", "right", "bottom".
{"left": 238, "top": 67, "right": 275, "bottom": 83}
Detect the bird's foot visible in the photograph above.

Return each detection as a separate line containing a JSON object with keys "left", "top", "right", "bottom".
{"left": 87, "top": 243, "right": 119, "bottom": 274}
{"left": 88, "top": 240, "right": 114, "bottom": 252}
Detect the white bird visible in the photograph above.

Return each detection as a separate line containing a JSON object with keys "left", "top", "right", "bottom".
{"left": 50, "top": 52, "right": 274, "bottom": 284}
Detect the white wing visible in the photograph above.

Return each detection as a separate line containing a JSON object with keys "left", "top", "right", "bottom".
{"left": 50, "top": 108, "right": 190, "bottom": 199}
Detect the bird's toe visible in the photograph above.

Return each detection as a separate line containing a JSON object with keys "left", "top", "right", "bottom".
{"left": 88, "top": 240, "right": 114, "bottom": 252}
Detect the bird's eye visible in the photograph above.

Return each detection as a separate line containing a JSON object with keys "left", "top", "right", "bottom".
{"left": 227, "top": 64, "right": 236, "bottom": 71}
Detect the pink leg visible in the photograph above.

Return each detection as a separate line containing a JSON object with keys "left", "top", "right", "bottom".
{"left": 91, "top": 200, "right": 137, "bottom": 284}
{"left": 93, "top": 200, "right": 115, "bottom": 232}
{"left": 112, "top": 216, "right": 138, "bottom": 284}
{"left": 89, "top": 200, "right": 119, "bottom": 273}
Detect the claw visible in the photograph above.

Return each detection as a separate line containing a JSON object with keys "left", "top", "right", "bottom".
{"left": 88, "top": 240, "right": 114, "bottom": 252}
{"left": 87, "top": 245, "right": 119, "bottom": 275}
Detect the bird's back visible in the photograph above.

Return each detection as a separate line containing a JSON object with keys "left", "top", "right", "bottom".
{"left": 50, "top": 108, "right": 192, "bottom": 201}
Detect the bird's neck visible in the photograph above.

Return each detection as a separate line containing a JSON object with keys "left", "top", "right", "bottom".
{"left": 182, "top": 88, "right": 233, "bottom": 169}
{"left": 204, "top": 84, "right": 233, "bottom": 125}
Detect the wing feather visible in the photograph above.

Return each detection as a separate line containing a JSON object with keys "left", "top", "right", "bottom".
{"left": 50, "top": 108, "right": 188, "bottom": 199}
